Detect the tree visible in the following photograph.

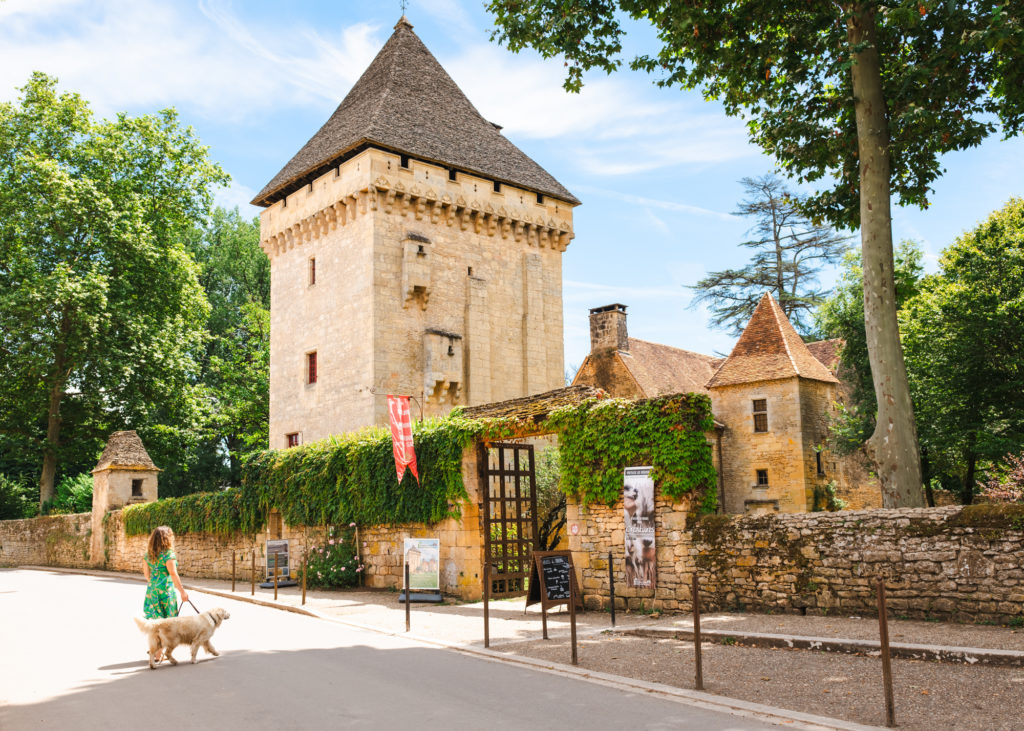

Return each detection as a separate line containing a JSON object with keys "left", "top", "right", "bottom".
{"left": 0, "top": 73, "right": 227, "bottom": 507}
{"left": 816, "top": 240, "right": 924, "bottom": 450}
{"left": 900, "top": 198, "right": 1024, "bottom": 505}
{"left": 487, "top": 1, "right": 1024, "bottom": 507}
{"left": 690, "top": 174, "right": 849, "bottom": 335}
{"left": 170, "top": 207, "right": 269, "bottom": 492}
{"left": 534, "top": 446, "right": 567, "bottom": 551}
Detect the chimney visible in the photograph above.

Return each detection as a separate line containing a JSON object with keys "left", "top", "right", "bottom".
{"left": 589, "top": 304, "right": 629, "bottom": 353}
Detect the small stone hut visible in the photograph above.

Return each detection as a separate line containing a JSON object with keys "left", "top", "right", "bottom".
{"left": 90, "top": 431, "right": 160, "bottom": 564}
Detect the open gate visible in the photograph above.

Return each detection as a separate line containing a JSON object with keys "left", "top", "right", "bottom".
{"left": 479, "top": 442, "right": 539, "bottom": 598}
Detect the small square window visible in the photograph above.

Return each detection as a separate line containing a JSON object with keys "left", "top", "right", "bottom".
{"left": 307, "top": 352, "right": 317, "bottom": 384}
{"left": 309, "top": 257, "right": 316, "bottom": 286}
{"left": 131, "top": 479, "right": 143, "bottom": 497}
{"left": 286, "top": 433, "right": 300, "bottom": 448}
{"left": 753, "top": 399, "right": 768, "bottom": 433}
{"left": 756, "top": 469, "right": 769, "bottom": 486}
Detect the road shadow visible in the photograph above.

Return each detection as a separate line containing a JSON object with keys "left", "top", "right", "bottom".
{"left": 0, "top": 643, "right": 760, "bottom": 731}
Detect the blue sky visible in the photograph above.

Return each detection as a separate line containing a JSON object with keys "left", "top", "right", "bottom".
{"left": 3, "top": 0, "right": 1022, "bottom": 369}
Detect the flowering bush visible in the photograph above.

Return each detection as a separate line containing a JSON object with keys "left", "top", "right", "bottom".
{"left": 305, "top": 526, "right": 364, "bottom": 589}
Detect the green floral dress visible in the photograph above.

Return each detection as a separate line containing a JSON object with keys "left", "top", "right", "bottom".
{"left": 143, "top": 549, "right": 179, "bottom": 619}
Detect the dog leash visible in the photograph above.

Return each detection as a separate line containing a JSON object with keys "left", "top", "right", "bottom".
{"left": 176, "top": 598, "right": 200, "bottom": 616}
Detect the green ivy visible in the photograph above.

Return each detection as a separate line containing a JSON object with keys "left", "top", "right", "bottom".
{"left": 124, "top": 417, "right": 482, "bottom": 536}
{"left": 123, "top": 394, "right": 717, "bottom": 536}
{"left": 545, "top": 394, "right": 717, "bottom": 512}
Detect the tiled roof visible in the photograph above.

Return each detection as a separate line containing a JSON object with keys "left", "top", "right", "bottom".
{"left": 252, "top": 17, "right": 578, "bottom": 207}
{"left": 806, "top": 338, "right": 843, "bottom": 374}
{"left": 619, "top": 338, "right": 722, "bottom": 396}
{"left": 460, "top": 385, "right": 604, "bottom": 422}
{"left": 92, "top": 430, "right": 159, "bottom": 473}
{"left": 707, "top": 293, "right": 839, "bottom": 388}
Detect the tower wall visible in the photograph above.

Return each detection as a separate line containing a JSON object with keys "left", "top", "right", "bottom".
{"left": 261, "top": 148, "right": 573, "bottom": 445}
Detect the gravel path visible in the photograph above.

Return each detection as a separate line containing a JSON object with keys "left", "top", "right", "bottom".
{"left": 494, "top": 633, "right": 1024, "bottom": 730}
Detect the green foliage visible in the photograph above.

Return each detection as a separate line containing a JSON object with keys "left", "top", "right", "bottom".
{"left": 124, "top": 416, "right": 483, "bottom": 536}
{"left": 123, "top": 488, "right": 263, "bottom": 538}
{"left": 0, "top": 474, "right": 37, "bottom": 520}
{"left": 901, "top": 198, "right": 1024, "bottom": 504}
{"left": 123, "top": 395, "right": 717, "bottom": 535}
{"left": 535, "top": 446, "right": 566, "bottom": 551}
{"left": 816, "top": 241, "right": 925, "bottom": 449}
{"left": 487, "top": 1, "right": 1024, "bottom": 229}
{"left": 0, "top": 72, "right": 228, "bottom": 505}
{"left": 812, "top": 481, "right": 848, "bottom": 512}
{"left": 306, "top": 527, "right": 363, "bottom": 589}
{"left": 43, "top": 472, "right": 93, "bottom": 515}
{"left": 545, "top": 394, "right": 717, "bottom": 511}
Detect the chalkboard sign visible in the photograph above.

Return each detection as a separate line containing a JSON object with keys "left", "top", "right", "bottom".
{"left": 527, "top": 551, "right": 581, "bottom": 611}
{"left": 540, "top": 554, "right": 571, "bottom": 600}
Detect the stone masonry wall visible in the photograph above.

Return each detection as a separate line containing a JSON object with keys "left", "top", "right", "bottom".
{"left": 1, "top": 447, "right": 487, "bottom": 600}
{"left": 568, "top": 499, "right": 1024, "bottom": 624}
{"left": 0, "top": 513, "right": 93, "bottom": 568}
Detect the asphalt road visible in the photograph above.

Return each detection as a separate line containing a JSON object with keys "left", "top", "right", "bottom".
{"left": 0, "top": 569, "right": 784, "bottom": 730}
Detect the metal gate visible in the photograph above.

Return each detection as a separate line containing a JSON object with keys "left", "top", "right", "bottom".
{"left": 479, "top": 442, "right": 539, "bottom": 598}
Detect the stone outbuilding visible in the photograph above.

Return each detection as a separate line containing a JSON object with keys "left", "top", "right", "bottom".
{"left": 574, "top": 295, "right": 881, "bottom": 514}
{"left": 90, "top": 430, "right": 160, "bottom": 564}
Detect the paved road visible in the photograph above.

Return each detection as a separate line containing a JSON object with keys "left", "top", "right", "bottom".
{"left": 0, "top": 569, "right": 784, "bottom": 730}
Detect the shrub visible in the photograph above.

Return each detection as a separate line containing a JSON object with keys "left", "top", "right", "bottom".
{"left": 305, "top": 526, "right": 363, "bottom": 589}
{"left": 0, "top": 474, "right": 37, "bottom": 520}
{"left": 982, "top": 453, "right": 1024, "bottom": 503}
{"left": 44, "top": 473, "right": 93, "bottom": 514}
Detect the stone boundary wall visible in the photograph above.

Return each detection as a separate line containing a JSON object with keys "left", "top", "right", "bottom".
{"left": 0, "top": 513, "right": 93, "bottom": 569}
{"left": 568, "top": 501, "right": 1024, "bottom": 624}
{"left": 0, "top": 449, "right": 487, "bottom": 599}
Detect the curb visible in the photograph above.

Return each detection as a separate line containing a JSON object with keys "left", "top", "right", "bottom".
{"left": 20, "top": 565, "right": 879, "bottom": 730}
{"left": 619, "top": 626, "right": 1024, "bottom": 667}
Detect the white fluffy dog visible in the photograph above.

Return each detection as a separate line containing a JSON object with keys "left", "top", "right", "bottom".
{"left": 134, "top": 608, "right": 230, "bottom": 669}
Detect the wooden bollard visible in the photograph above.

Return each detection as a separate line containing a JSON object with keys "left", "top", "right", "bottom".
{"left": 877, "top": 577, "right": 896, "bottom": 727}
{"left": 250, "top": 551, "right": 255, "bottom": 596}
{"left": 273, "top": 560, "right": 278, "bottom": 601}
{"left": 569, "top": 572, "right": 578, "bottom": 666}
{"left": 692, "top": 572, "right": 704, "bottom": 691}
{"left": 405, "top": 562, "right": 411, "bottom": 632}
{"left": 302, "top": 549, "right": 307, "bottom": 606}
{"left": 483, "top": 562, "right": 490, "bottom": 648}
{"left": 231, "top": 552, "right": 236, "bottom": 593}
{"left": 608, "top": 549, "right": 616, "bottom": 627}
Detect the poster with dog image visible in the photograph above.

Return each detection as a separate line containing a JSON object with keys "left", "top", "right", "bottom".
{"left": 623, "top": 466, "right": 656, "bottom": 590}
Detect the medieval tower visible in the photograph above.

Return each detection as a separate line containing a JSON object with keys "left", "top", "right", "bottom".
{"left": 253, "top": 18, "right": 578, "bottom": 447}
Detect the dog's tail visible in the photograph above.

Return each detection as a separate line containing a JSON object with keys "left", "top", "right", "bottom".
{"left": 134, "top": 616, "right": 154, "bottom": 633}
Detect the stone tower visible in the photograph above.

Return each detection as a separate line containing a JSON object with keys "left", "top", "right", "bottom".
{"left": 707, "top": 294, "right": 840, "bottom": 514}
{"left": 90, "top": 430, "right": 160, "bottom": 564}
{"left": 253, "top": 17, "right": 578, "bottom": 448}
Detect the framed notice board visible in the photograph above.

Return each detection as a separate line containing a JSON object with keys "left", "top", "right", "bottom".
{"left": 527, "top": 551, "right": 582, "bottom": 611}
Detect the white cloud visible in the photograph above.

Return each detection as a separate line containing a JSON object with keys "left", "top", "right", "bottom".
{"left": 0, "top": 0, "right": 382, "bottom": 120}
{"left": 213, "top": 180, "right": 261, "bottom": 217}
{"left": 572, "top": 185, "right": 736, "bottom": 221}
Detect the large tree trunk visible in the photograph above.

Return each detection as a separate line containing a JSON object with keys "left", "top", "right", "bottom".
{"left": 846, "top": 4, "right": 925, "bottom": 507}
{"left": 39, "top": 327, "right": 69, "bottom": 508}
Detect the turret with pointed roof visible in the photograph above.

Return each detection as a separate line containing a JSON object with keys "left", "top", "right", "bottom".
{"left": 259, "top": 18, "right": 575, "bottom": 444}
{"left": 253, "top": 17, "right": 577, "bottom": 207}
{"left": 707, "top": 293, "right": 838, "bottom": 388}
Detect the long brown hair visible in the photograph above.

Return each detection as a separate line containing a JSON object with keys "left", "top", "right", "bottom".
{"left": 147, "top": 526, "right": 174, "bottom": 562}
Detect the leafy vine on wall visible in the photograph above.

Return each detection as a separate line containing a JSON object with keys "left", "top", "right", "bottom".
{"left": 545, "top": 394, "right": 718, "bottom": 512}
{"left": 123, "top": 394, "right": 717, "bottom": 536}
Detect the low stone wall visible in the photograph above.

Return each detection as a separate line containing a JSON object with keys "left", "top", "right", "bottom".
{"left": 0, "top": 513, "right": 93, "bottom": 568}
{"left": 569, "top": 501, "right": 1024, "bottom": 624}
{"left": 0, "top": 449, "right": 488, "bottom": 599}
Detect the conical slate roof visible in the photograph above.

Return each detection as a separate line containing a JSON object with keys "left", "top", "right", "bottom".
{"left": 252, "top": 17, "right": 578, "bottom": 207}
{"left": 92, "top": 430, "right": 159, "bottom": 473}
{"left": 707, "top": 293, "right": 839, "bottom": 388}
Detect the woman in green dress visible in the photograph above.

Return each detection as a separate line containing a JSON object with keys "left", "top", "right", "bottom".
{"left": 142, "top": 526, "right": 189, "bottom": 650}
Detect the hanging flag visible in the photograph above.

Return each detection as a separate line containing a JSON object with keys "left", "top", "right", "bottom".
{"left": 387, "top": 395, "right": 419, "bottom": 484}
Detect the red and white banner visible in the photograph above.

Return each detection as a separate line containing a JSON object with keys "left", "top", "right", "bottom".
{"left": 387, "top": 395, "right": 419, "bottom": 484}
